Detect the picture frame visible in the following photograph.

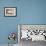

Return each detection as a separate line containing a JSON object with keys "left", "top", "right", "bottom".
{"left": 18, "top": 24, "right": 46, "bottom": 42}
{"left": 4, "top": 7, "right": 17, "bottom": 17}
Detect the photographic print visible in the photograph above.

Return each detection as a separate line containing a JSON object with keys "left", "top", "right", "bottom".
{"left": 18, "top": 24, "right": 46, "bottom": 46}
{"left": 18, "top": 24, "right": 46, "bottom": 41}
{"left": 4, "top": 7, "right": 17, "bottom": 17}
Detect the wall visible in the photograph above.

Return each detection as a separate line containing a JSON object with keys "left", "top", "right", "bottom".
{"left": 20, "top": 0, "right": 46, "bottom": 24}
{"left": 0, "top": 0, "right": 46, "bottom": 44}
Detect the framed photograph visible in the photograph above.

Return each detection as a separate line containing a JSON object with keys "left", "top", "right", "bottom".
{"left": 18, "top": 24, "right": 46, "bottom": 42}
{"left": 4, "top": 7, "right": 17, "bottom": 17}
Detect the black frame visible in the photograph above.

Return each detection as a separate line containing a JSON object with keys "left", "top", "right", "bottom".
{"left": 4, "top": 7, "right": 17, "bottom": 17}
